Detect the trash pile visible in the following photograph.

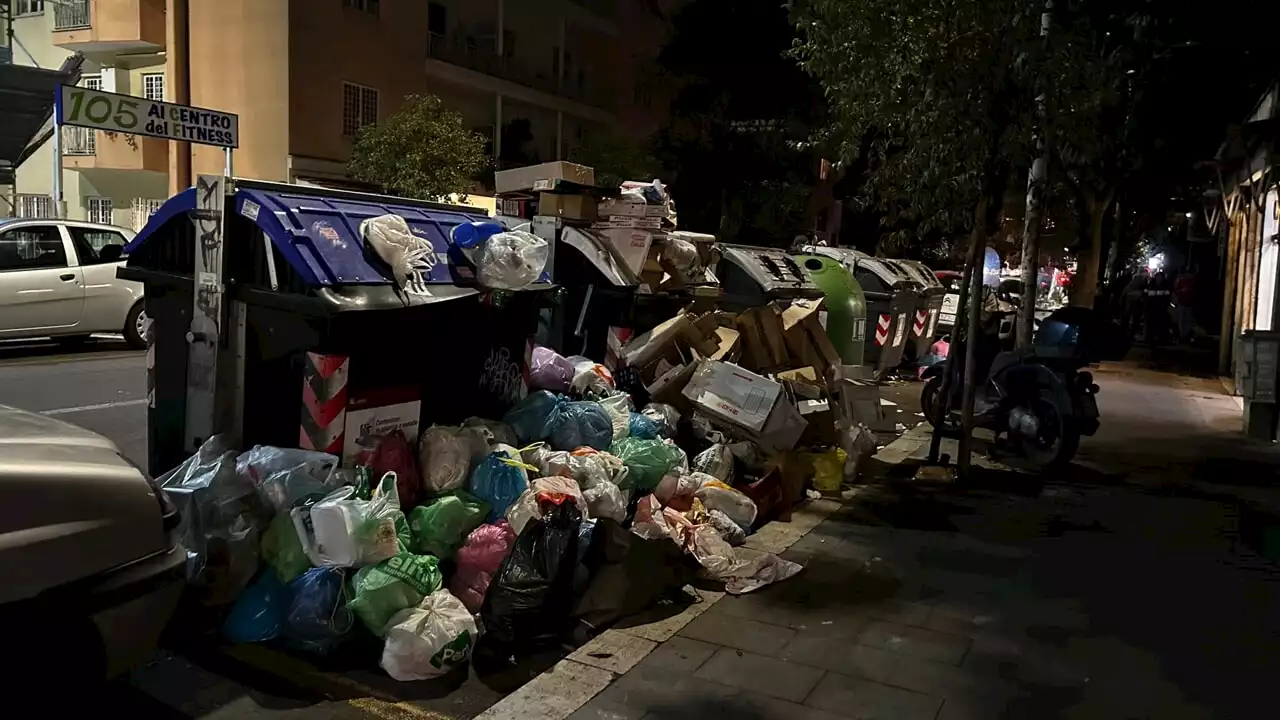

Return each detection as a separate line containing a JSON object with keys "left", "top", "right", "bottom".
{"left": 158, "top": 332, "right": 868, "bottom": 682}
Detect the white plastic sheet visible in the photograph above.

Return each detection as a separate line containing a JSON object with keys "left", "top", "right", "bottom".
{"left": 380, "top": 590, "right": 478, "bottom": 681}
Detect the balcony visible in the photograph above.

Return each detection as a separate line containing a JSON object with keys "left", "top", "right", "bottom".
{"left": 53, "top": 0, "right": 166, "bottom": 53}
{"left": 425, "top": 33, "right": 614, "bottom": 122}
{"left": 62, "top": 126, "right": 168, "bottom": 174}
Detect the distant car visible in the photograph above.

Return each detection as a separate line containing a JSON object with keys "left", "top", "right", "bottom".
{"left": 0, "top": 218, "right": 146, "bottom": 348}
{"left": 0, "top": 405, "right": 184, "bottom": 684}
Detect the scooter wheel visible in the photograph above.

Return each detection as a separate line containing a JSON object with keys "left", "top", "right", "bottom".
{"left": 1014, "top": 389, "right": 1080, "bottom": 468}
{"left": 920, "top": 376, "right": 959, "bottom": 433}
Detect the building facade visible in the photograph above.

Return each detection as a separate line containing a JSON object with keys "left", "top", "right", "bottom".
{"left": 5, "top": 0, "right": 170, "bottom": 227}
{"left": 4, "top": 0, "right": 671, "bottom": 222}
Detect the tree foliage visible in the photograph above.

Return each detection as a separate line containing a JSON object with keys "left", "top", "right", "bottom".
{"left": 348, "top": 94, "right": 488, "bottom": 201}
{"left": 792, "top": 0, "right": 1040, "bottom": 241}
{"left": 570, "top": 132, "right": 660, "bottom": 189}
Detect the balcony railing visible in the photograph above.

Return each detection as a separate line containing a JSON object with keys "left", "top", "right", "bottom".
{"left": 63, "top": 127, "right": 96, "bottom": 156}
{"left": 55, "top": 0, "right": 92, "bottom": 30}
{"left": 427, "top": 33, "right": 610, "bottom": 110}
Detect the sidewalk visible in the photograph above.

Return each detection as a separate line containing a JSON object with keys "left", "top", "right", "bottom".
{"left": 534, "top": 359, "right": 1280, "bottom": 720}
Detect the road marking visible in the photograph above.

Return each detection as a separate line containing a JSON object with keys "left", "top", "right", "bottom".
{"left": 42, "top": 398, "right": 148, "bottom": 415}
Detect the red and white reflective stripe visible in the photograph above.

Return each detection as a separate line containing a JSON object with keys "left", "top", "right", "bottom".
{"left": 299, "top": 352, "right": 349, "bottom": 455}
{"left": 875, "top": 313, "right": 891, "bottom": 346}
{"left": 913, "top": 310, "right": 928, "bottom": 336}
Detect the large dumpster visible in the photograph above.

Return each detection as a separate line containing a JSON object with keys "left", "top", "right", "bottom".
{"left": 797, "top": 246, "right": 915, "bottom": 376}
{"left": 717, "top": 244, "right": 823, "bottom": 312}
{"left": 121, "top": 178, "right": 549, "bottom": 476}
{"left": 887, "top": 258, "right": 947, "bottom": 358}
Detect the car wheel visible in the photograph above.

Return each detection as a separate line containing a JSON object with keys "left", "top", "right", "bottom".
{"left": 124, "top": 302, "right": 147, "bottom": 350}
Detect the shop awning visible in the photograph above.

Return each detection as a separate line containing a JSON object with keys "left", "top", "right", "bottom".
{"left": 127, "top": 180, "right": 500, "bottom": 287}
{"left": 0, "top": 56, "right": 83, "bottom": 185}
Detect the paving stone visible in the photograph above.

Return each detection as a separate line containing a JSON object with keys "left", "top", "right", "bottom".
{"left": 714, "top": 692, "right": 850, "bottom": 720}
{"left": 679, "top": 610, "right": 796, "bottom": 656}
{"left": 634, "top": 637, "right": 719, "bottom": 675}
{"left": 569, "top": 631, "right": 659, "bottom": 675}
{"left": 804, "top": 672, "right": 944, "bottom": 720}
{"left": 779, "top": 636, "right": 895, "bottom": 683}
{"left": 694, "top": 647, "right": 825, "bottom": 703}
{"left": 617, "top": 588, "right": 725, "bottom": 643}
{"left": 868, "top": 599, "right": 932, "bottom": 627}
{"left": 858, "top": 620, "right": 972, "bottom": 665}
{"left": 476, "top": 658, "right": 615, "bottom": 720}
{"left": 883, "top": 652, "right": 1016, "bottom": 701}
{"left": 933, "top": 692, "right": 1014, "bottom": 720}
{"left": 597, "top": 663, "right": 740, "bottom": 717}
{"left": 569, "top": 695, "right": 648, "bottom": 720}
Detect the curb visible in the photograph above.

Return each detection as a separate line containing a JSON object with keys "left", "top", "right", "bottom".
{"left": 472, "top": 495, "right": 854, "bottom": 720}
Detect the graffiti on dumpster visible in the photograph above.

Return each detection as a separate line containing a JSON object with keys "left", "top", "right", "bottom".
{"left": 479, "top": 346, "right": 524, "bottom": 406}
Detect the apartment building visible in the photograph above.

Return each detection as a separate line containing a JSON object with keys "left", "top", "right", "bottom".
{"left": 5, "top": 0, "right": 170, "bottom": 227}
{"left": 2, "top": 0, "right": 670, "bottom": 220}
{"left": 176, "top": 0, "right": 670, "bottom": 192}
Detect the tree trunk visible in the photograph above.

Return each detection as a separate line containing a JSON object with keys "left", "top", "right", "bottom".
{"left": 1072, "top": 201, "right": 1107, "bottom": 309}
{"left": 958, "top": 198, "right": 990, "bottom": 476}
{"left": 1018, "top": 157, "right": 1044, "bottom": 349}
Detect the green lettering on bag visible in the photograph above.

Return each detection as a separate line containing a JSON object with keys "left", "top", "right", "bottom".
{"left": 430, "top": 630, "right": 473, "bottom": 670}
{"left": 381, "top": 554, "right": 437, "bottom": 595}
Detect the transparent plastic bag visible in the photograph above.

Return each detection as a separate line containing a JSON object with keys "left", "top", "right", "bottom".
{"left": 462, "top": 417, "right": 519, "bottom": 451}
{"left": 159, "top": 435, "right": 266, "bottom": 603}
{"left": 362, "top": 214, "right": 437, "bottom": 290}
{"left": 550, "top": 401, "right": 614, "bottom": 451}
{"left": 506, "top": 476, "right": 586, "bottom": 535}
{"left": 468, "top": 444, "right": 533, "bottom": 521}
{"left": 610, "top": 437, "right": 684, "bottom": 493}
{"left": 417, "top": 425, "right": 475, "bottom": 496}
{"left": 567, "top": 357, "right": 615, "bottom": 397}
{"left": 476, "top": 230, "right": 548, "bottom": 290}
{"left": 694, "top": 481, "right": 757, "bottom": 531}
{"left": 407, "top": 491, "right": 490, "bottom": 560}
{"left": 524, "top": 443, "right": 574, "bottom": 479}
{"left": 708, "top": 509, "right": 747, "bottom": 546}
{"left": 293, "top": 474, "right": 406, "bottom": 568}
{"left": 568, "top": 450, "right": 627, "bottom": 490}
{"left": 641, "top": 403, "right": 680, "bottom": 438}
{"left": 583, "top": 482, "right": 627, "bottom": 522}
{"left": 381, "top": 590, "right": 478, "bottom": 681}
{"left": 237, "top": 446, "right": 341, "bottom": 513}
{"left": 692, "top": 444, "right": 734, "bottom": 484}
{"left": 628, "top": 412, "right": 661, "bottom": 440}
{"left": 450, "top": 522, "right": 517, "bottom": 613}
{"left": 529, "top": 345, "right": 575, "bottom": 393}
{"left": 261, "top": 512, "right": 310, "bottom": 584}
{"left": 598, "top": 393, "right": 632, "bottom": 441}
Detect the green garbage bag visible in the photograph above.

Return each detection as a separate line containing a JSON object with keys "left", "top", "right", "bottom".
{"left": 610, "top": 437, "right": 684, "bottom": 493}
{"left": 348, "top": 552, "right": 442, "bottom": 637}
{"left": 407, "top": 491, "right": 491, "bottom": 560}
{"left": 261, "top": 513, "right": 310, "bottom": 584}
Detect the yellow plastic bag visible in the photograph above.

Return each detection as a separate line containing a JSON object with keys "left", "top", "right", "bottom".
{"left": 809, "top": 448, "right": 847, "bottom": 493}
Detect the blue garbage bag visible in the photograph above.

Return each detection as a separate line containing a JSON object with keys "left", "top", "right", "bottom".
{"left": 222, "top": 571, "right": 285, "bottom": 643}
{"left": 627, "top": 412, "right": 661, "bottom": 440}
{"left": 549, "top": 401, "right": 614, "bottom": 451}
{"left": 469, "top": 445, "right": 532, "bottom": 521}
{"left": 504, "top": 391, "right": 565, "bottom": 445}
{"left": 282, "top": 567, "right": 353, "bottom": 655}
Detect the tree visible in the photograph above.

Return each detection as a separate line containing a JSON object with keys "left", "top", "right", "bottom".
{"left": 570, "top": 132, "right": 660, "bottom": 189}
{"left": 792, "top": 0, "right": 1039, "bottom": 473}
{"left": 348, "top": 94, "right": 488, "bottom": 201}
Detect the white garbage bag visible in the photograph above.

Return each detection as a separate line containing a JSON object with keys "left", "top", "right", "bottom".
{"left": 598, "top": 393, "right": 632, "bottom": 440}
{"left": 505, "top": 476, "right": 587, "bottom": 535}
{"left": 293, "top": 475, "right": 403, "bottom": 568}
{"left": 476, "top": 230, "right": 548, "bottom": 290}
{"left": 417, "top": 425, "right": 474, "bottom": 495}
{"left": 688, "top": 525, "right": 802, "bottom": 595}
{"left": 361, "top": 214, "right": 436, "bottom": 290}
{"left": 583, "top": 481, "right": 628, "bottom": 522}
{"left": 694, "top": 481, "right": 757, "bottom": 531}
{"left": 380, "top": 590, "right": 478, "bottom": 681}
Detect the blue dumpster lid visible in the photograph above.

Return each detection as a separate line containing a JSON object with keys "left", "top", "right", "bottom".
{"left": 126, "top": 181, "right": 541, "bottom": 288}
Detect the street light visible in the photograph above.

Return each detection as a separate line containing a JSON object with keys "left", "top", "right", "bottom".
{"left": 1185, "top": 212, "right": 1194, "bottom": 219}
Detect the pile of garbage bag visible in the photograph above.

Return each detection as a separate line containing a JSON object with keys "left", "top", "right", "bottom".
{"left": 161, "top": 342, "right": 805, "bottom": 685}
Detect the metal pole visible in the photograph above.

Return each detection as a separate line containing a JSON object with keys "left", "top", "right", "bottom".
{"left": 1017, "top": 0, "right": 1052, "bottom": 348}
{"left": 52, "top": 120, "right": 64, "bottom": 218}
{"left": 224, "top": 147, "right": 233, "bottom": 178}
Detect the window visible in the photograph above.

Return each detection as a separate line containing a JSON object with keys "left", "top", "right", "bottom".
{"left": 15, "top": 1, "right": 44, "bottom": 16}
{"left": 131, "top": 198, "right": 165, "bottom": 231}
{"left": 342, "top": 83, "right": 378, "bottom": 137}
{"left": 0, "top": 226, "right": 67, "bottom": 272}
{"left": 142, "top": 73, "right": 165, "bottom": 101}
{"left": 68, "top": 227, "right": 129, "bottom": 265}
{"left": 82, "top": 75, "right": 101, "bottom": 91}
{"left": 16, "top": 194, "right": 53, "bottom": 219}
{"left": 341, "top": 0, "right": 379, "bottom": 15}
{"left": 86, "top": 197, "right": 113, "bottom": 225}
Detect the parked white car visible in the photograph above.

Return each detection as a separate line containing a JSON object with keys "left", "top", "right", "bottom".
{"left": 0, "top": 405, "right": 184, "bottom": 684}
{"left": 0, "top": 218, "right": 146, "bottom": 348}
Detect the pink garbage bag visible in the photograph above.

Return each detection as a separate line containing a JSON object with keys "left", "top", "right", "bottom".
{"left": 450, "top": 520, "right": 518, "bottom": 613}
{"left": 529, "top": 346, "right": 574, "bottom": 393}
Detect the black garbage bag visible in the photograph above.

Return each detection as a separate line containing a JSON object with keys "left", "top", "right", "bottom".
{"left": 479, "top": 500, "right": 583, "bottom": 649}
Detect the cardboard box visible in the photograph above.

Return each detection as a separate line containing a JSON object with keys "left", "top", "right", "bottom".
{"left": 736, "top": 306, "right": 789, "bottom": 373}
{"left": 797, "top": 398, "right": 837, "bottom": 446}
{"left": 708, "top": 327, "right": 742, "bottom": 362}
{"left": 597, "top": 228, "right": 655, "bottom": 275}
{"left": 621, "top": 312, "right": 695, "bottom": 370}
{"left": 539, "top": 193, "right": 598, "bottom": 221}
{"left": 777, "top": 367, "right": 825, "bottom": 400}
{"left": 495, "top": 161, "right": 595, "bottom": 194}
{"left": 682, "top": 360, "right": 782, "bottom": 434}
{"left": 597, "top": 198, "right": 672, "bottom": 218}
{"left": 592, "top": 216, "right": 664, "bottom": 230}
{"left": 755, "top": 394, "right": 808, "bottom": 452}
{"left": 647, "top": 361, "right": 698, "bottom": 412}
{"left": 780, "top": 299, "right": 842, "bottom": 375}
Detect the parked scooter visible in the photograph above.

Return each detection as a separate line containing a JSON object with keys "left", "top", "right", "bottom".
{"left": 919, "top": 291, "right": 1101, "bottom": 468}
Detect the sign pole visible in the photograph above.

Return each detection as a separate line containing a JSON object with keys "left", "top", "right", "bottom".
{"left": 224, "top": 146, "right": 233, "bottom": 177}
{"left": 51, "top": 117, "right": 63, "bottom": 218}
